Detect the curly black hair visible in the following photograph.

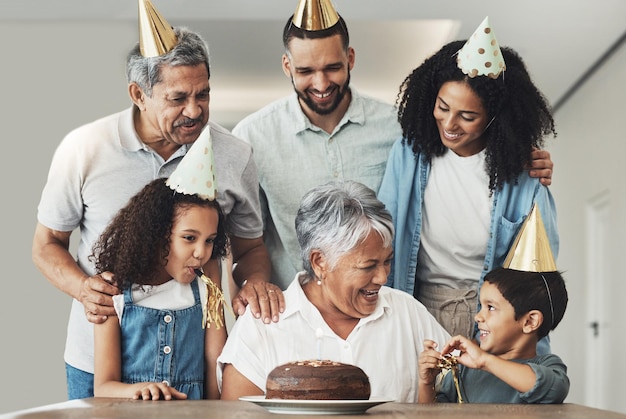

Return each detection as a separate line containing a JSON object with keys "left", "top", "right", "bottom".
{"left": 397, "top": 40, "right": 556, "bottom": 191}
{"left": 90, "top": 178, "right": 229, "bottom": 290}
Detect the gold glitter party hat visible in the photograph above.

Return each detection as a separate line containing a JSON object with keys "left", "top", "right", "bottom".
{"left": 457, "top": 16, "right": 506, "bottom": 79}
{"left": 166, "top": 125, "right": 218, "bottom": 201}
{"left": 292, "top": 0, "right": 340, "bottom": 31}
{"left": 503, "top": 203, "right": 557, "bottom": 272}
{"left": 138, "top": 0, "right": 178, "bottom": 57}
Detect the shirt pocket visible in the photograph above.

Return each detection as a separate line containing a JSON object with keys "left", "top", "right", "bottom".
{"left": 357, "top": 161, "right": 387, "bottom": 192}
{"left": 495, "top": 214, "right": 525, "bottom": 261}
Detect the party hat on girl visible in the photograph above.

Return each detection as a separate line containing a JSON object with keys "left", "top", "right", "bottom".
{"left": 166, "top": 125, "right": 218, "bottom": 201}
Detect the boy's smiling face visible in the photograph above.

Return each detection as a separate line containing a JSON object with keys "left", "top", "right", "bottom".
{"left": 475, "top": 281, "right": 536, "bottom": 359}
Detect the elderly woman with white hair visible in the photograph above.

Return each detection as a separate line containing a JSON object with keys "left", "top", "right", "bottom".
{"left": 217, "top": 180, "right": 450, "bottom": 402}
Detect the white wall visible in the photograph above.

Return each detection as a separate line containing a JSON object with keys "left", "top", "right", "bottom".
{"left": 2, "top": 20, "right": 624, "bottom": 414}
{"left": 549, "top": 38, "right": 626, "bottom": 413}
{"left": 0, "top": 22, "right": 131, "bottom": 413}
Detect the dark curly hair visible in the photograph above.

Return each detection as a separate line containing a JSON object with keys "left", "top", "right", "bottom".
{"left": 397, "top": 40, "right": 556, "bottom": 191}
{"left": 90, "top": 178, "right": 229, "bottom": 290}
{"left": 485, "top": 267, "right": 568, "bottom": 339}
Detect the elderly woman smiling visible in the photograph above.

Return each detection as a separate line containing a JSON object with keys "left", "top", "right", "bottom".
{"left": 217, "top": 181, "right": 450, "bottom": 402}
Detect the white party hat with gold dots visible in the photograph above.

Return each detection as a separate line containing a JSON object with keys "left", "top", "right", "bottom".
{"left": 166, "top": 125, "right": 217, "bottom": 201}
{"left": 457, "top": 16, "right": 506, "bottom": 79}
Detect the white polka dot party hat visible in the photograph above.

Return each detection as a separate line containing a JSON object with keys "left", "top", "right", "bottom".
{"left": 166, "top": 125, "right": 218, "bottom": 201}
{"left": 457, "top": 16, "right": 506, "bottom": 79}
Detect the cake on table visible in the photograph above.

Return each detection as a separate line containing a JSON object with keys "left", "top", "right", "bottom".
{"left": 265, "top": 360, "right": 371, "bottom": 400}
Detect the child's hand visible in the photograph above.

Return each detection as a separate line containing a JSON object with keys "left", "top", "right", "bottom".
{"left": 132, "top": 382, "right": 188, "bottom": 401}
{"left": 442, "top": 335, "right": 487, "bottom": 370}
{"left": 419, "top": 339, "right": 443, "bottom": 386}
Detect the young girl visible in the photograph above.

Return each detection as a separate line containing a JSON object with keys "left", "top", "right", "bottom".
{"left": 91, "top": 175, "right": 229, "bottom": 400}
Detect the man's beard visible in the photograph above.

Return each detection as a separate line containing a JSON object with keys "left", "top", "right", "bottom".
{"left": 293, "top": 73, "right": 351, "bottom": 116}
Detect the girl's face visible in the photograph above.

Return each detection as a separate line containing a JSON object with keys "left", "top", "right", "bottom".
{"left": 319, "top": 231, "right": 392, "bottom": 319}
{"left": 433, "top": 81, "right": 490, "bottom": 157}
{"left": 157, "top": 204, "right": 219, "bottom": 285}
{"left": 475, "top": 281, "right": 527, "bottom": 358}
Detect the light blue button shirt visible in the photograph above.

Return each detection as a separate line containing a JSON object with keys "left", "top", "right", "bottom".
{"left": 378, "top": 138, "right": 559, "bottom": 296}
{"left": 378, "top": 138, "right": 559, "bottom": 354}
{"left": 233, "top": 89, "right": 402, "bottom": 289}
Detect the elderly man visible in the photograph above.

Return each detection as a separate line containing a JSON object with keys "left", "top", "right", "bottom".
{"left": 32, "top": 2, "right": 282, "bottom": 400}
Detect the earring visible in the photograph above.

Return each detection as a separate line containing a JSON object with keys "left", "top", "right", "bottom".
{"left": 316, "top": 279, "right": 322, "bottom": 286}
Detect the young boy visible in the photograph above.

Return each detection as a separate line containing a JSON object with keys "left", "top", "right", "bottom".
{"left": 418, "top": 267, "right": 569, "bottom": 403}
{"left": 418, "top": 204, "right": 569, "bottom": 403}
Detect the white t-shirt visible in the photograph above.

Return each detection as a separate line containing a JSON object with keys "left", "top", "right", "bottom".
{"left": 217, "top": 274, "right": 450, "bottom": 402}
{"left": 417, "top": 149, "right": 492, "bottom": 289}
{"left": 112, "top": 278, "right": 207, "bottom": 323}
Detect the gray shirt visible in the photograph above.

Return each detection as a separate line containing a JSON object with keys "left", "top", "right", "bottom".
{"left": 233, "top": 89, "right": 402, "bottom": 289}
{"left": 37, "top": 106, "right": 263, "bottom": 373}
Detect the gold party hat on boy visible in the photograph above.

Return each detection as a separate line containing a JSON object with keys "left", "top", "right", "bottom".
{"left": 138, "top": 0, "right": 178, "bottom": 57}
{"left": 503, "top": 203, "right": 557, "bottom": 272}
{"left": 457, "top": 16, "right": 506, "bottom": 79}
{"left": 292, "top": 0, "right": 340, "bottom": 31}
{"left": 166, "top": 125, "right": 217, "bottom": 201}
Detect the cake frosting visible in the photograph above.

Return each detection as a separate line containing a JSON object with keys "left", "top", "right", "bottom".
{"left": 265, "top": 360, "right": 371, "bottom": 400}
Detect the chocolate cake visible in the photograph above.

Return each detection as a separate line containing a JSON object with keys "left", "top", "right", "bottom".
{"left": 265, "top": 360, "right": 371, "bottom": 400}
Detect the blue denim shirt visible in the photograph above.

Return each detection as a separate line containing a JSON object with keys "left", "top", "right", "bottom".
{"left": 378, "top": 138, "right": 559, "bottom": 303}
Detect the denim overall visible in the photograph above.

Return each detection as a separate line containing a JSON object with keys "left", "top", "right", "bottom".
{"left": 120, "top": 280, "right": 205, "bottom": 399}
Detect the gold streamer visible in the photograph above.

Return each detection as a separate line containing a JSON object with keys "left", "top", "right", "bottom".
{"left": 436, "top": 354, "right": 464, "bottom": 403}
{"left": 194, "top": 269, "right": 235, "bottom": 329}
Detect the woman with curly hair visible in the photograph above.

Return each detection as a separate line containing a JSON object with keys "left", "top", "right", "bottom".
{"left": 378, "top": 20, "right": 558, "bottom": 351}
{"left": 90, "top": 176, "right": 230, "bottom": 400}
